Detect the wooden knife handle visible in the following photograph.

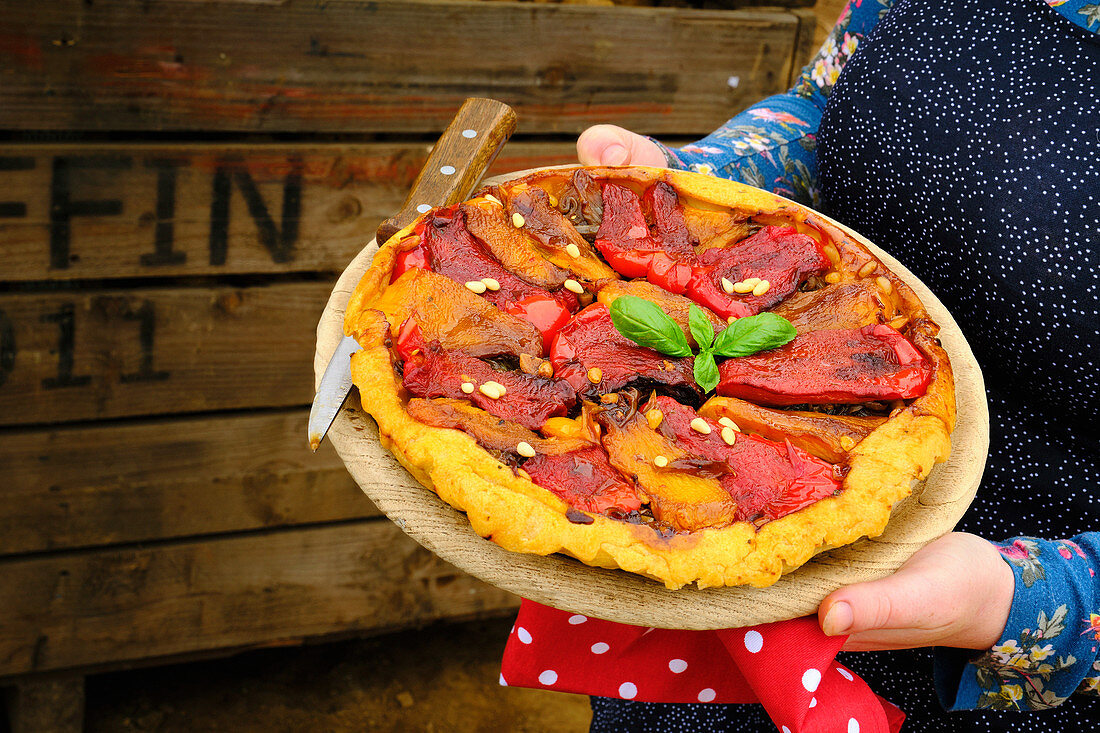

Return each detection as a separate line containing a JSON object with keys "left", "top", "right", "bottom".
{"left": 376, "top": 98, "right": 517, "bottom": 244}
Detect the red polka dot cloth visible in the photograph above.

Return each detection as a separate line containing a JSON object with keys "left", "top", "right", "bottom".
{"left": 501, "top": 600, "right": 905, "bottom": 733}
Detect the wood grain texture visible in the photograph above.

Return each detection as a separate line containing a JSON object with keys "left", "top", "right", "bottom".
{"left": 0, "top": 0, "right": 804, "bottom": 134}
{"left": 0, "top": 520, "right": 519, "bottom": 679}
{"left": 0, "top": 283, "right": 328, "bottom": 426}
{"left": 0, "top": 409, "right": 377, "bottom": 556}
{"left": 376, "top": 98, "right": 516, "bottom": 243}
{"left": 0, "top": 141, "right": 581, "bottom": 282}
{"left": 4, "top": 677, "right": 84, "bottom": 733}
{"left": 314, "top": 169, "right": 989, "bottom": 629}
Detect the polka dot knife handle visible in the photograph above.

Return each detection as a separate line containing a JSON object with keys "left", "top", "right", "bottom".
{"left": 375, "top": 97, "right": 517, "bottom": 245}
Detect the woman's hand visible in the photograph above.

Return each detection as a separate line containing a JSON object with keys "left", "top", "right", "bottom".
{"left": 819, "top": 532, "right": 1016, "bottom": 651}
{"left": 576, "top": 124, "right": 666, "bottom": 167}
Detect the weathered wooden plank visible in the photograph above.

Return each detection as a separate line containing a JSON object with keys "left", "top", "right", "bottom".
{"left": 0, "top": 282, "right": 328, "bottom": 426}
{"left": 0, "top": 141, "right": 581, "bottom": 282}
{"left": 0, "top": 409, "right": 380, "bottom": 556}
{"left": 0, "top": 0, "right": 804, "bottom": 134}
{"left": 4, "top": 676, "right": 85, "bottom": 733}
{"left": 0, "top": 520, "right": 520, "bottom": 679}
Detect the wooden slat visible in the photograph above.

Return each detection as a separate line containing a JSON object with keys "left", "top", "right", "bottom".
{"left": 0, "top": 520, "right": 520, "bottom": 679}
{"left": 0, "top": 141, "right": 580, "bottom": 282}
{"left": 0, "top": 0, "right": 804, "bottom": 134}
{"left": 0, "top": 282, "right": 328, "bottom": 426}
{"left": 0, "top": 409, "right": 380, "bottom": 556}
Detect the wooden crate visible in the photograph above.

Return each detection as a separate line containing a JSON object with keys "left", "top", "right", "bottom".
{"left": 0, "top": 1, "right": 815, "bottom": 729}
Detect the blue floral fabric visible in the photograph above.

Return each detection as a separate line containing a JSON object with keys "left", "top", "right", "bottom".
{"left": 936, "top": 535, "right": 1100, "bottom": 709}
{"left": 629, "top": 0, "right": 1100, "bottom": 720}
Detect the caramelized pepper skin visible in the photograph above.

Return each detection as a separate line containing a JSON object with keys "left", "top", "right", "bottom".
{"left": 647, "top": 396, "right": 842, "bottom": 524}
{"left": 397, "top": 326, "right": 576, "bottom": 430}
{"left": 523, "top": 446, "right": 643, "bottom": 515}
{"left": 685, "top": 226, "right": 831, "bottom": 320}
{"left": 396, "top": 207, "right": 578, "bottom": 350}
{"left": 717, "top": 324, "right": 933, "bottom": 405}
{"left": 548, "top": 304, "right": 697, "bottom": 396}
{"left": 592, "top": 181, "right": 829, "bottom": 320}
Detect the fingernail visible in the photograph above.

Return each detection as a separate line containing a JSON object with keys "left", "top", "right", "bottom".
{"left": 602, "top": 143, "right": 628, "bottom": 165}
{"left": 822, "top": 601, "right": 853, "bottom": 636}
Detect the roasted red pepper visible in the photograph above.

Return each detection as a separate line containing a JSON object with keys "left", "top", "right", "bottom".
{"left": 685, "top": 226, "right": 831, "bottom": 320}
{"left": 648, "top": 396, "right": 842, "bottom": 523}
{"left": 716, "top": 324, "right": 933, "bottom": 405}
{"left": 548, "top": 304, "right": 697, "bottom": 396}
{"left": 390, "top": 240, "right": 430, "bottom": 282}
{"left": 523, "top": 445, "right": 643, "bottom": 515}
{"left": 594, "top": 182, "right": 696, "bottom": 282}
{"left": 418, "top": 207, "right": 577, "bottom": 345}
{"left": 397, "top": 326, "right": 576, "bottom": 430}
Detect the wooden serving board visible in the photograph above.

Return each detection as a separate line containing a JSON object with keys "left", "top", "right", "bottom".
{"left": 313, "top": 173, "right": 989, "bottom": 630}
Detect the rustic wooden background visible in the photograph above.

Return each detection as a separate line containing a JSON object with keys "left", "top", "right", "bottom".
{"left": 0, "top": 0, "right": 842, "bottom": 730}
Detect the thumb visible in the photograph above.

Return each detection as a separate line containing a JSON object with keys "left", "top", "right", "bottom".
{"left": 577, "top": 124, "right": 666, "bottom": 167}
{"left": 819, "top": 573, "right": 927, "bottom": 638}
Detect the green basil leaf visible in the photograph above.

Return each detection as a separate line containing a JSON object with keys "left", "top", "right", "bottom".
{"left": 609, "top": 295, "right": 691, "bottom": 357}
{"left": 688, "top": 304, "right": 715, "bottom": 352}
{"left": 713, "top": 312, "right": 798, "bottom": 358}
{"left": 693, "top": 350, "right": 720, "bottom": 394}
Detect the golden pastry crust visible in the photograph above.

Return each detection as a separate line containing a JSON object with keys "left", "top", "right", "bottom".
{"left": 344, "top": 166, "right": 956, "bottom": 589}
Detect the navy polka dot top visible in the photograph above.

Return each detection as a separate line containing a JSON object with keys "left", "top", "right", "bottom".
{"left": 597, "top": 0, "right": 1099, "bottom": 729}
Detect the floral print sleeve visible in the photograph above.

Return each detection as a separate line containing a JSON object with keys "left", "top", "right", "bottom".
{"left": 651, "top": 0, "right": 894, "bottom": 207}
{"left": 933, "top": 534, "right": 1100, "bottom": 710}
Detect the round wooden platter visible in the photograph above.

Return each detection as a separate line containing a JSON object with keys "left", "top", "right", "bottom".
{"left": 313, "top": 173, "right": 989, "bottom": 630}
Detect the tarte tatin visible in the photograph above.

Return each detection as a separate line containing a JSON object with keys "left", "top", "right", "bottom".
{"left": 342, "top": 166, "right": 955, "bottom": 589}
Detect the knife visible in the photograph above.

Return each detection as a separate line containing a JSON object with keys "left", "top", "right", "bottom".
{"left": 309, "top": 97, "right": 518, "bottom": 451}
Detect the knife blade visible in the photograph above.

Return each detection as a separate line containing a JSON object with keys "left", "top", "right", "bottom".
{"left": 309, "top": 97, "right": 517, "bottom": 451}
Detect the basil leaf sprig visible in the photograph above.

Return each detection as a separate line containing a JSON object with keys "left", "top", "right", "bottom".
{"left": 608, "top": 295, "right": 797, "bottom": 393}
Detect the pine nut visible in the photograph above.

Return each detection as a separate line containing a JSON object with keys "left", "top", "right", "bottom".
{"left": 564, "top": 279, "right": 584, "bottom": 294}
{"left": 465, "top": 280, "right": 487, "bottom": 294}
{"left": 587, "top": 367, "right": 602, "bottom": 384}
{"left": 733, "top": 280, "right": 755, "bottom": 293}
{"left": 718, "top": 416, "right": 740, "bottom": 431}
{"left": 876, "top": 276, "right": 893, "bottom": 294}
{"left": 645, "top": 408, "right": 664, "bottom": 429}
{"left": 460, "top": 382, "right": 475, "bottom": 394}
{"left": 565, "top": 243, "right": 581, "bottom": 259}
{"left": 858, "top": 261, "right": 877, "bottom": 278}
{"left": 721, "top": 427, "right": 737, "bottom": 445}
{"left": 721, "top": 277, "right": 734, "bottom": 294}
{"left": 512, "top": 212, "right": 525, "bottom": 227}
{"left": 653, "top": 455, "right": 669, "bottom": 468}
{"left": 478, "top": 383, "right": 501, "bottom": 399}
{"left": 690, "top": 417, "right": 712, "bottom": 435}
{"left": 484, "top": 380, "right": 507, "bottom": 396}
{"left": 516, "top": 441, "right": 537, "bottom": 458}
{"left": 482, "top": 278, "right": 500, "bottom": 291}
{"left": 752, "top": 280, "right": 771, "bottom": 297}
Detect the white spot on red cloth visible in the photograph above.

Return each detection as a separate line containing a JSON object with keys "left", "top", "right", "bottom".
{"left": 802, "top": 668, "right": 822, "bottom": 692}
{"left": 516, "top": 627, "right": 532, "bottom": 644}
{"left": 498, "top": 673, "right": 507, "bottom": 687}
{"left": 538, "top": 669, "right": 557, "bottom": 685}
{"left": 848, "top": 718, "right": 860, "bottom": 733}
{"left": 568, "top": 614, "right": 588, "bottom": 625}
{"left": 743, "top": 629, "right": 764, "bottom": 653}
{"left": 591, "top": 642, "right": 610, "bottom": 654}
{"left": 618, "top": 682, "right": 638, "bottom": 699}
{"left": 697, "top": 688, "right": 717, "bottom": 702}
{"left": 809, "top": 697, "right": 817, "bottom": 708}
{"left": 668, "top": 658, "right": 688, "bottom": 674}
{"left": 837, "top": 666, "right": 855, "bottom": 681}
